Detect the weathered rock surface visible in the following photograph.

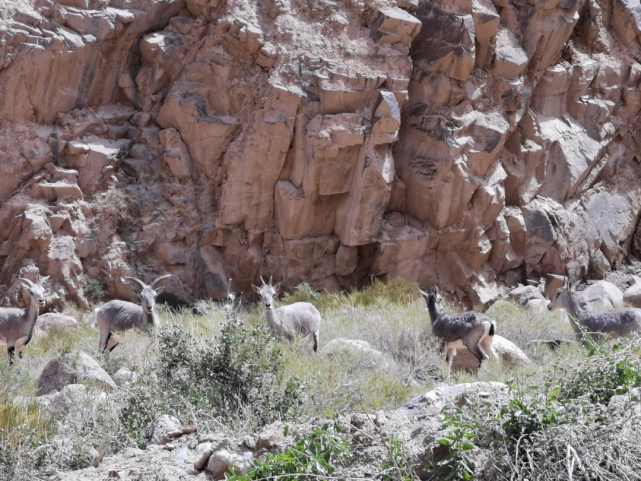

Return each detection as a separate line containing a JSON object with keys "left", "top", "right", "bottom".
{"left": 111, "top": 366, "right": 138, "bottom": 386}
{"left": 623, "top": 277, "right": 641, "bottom": 308}
{"left": 34, "top": 312, "right": 79, "bottom": 333}
{"left": 508, "top": 285, "right": 545, "bottom": 306}
{"left": 420, "top": 382, "right": 509, "bottom": 410}
{"left": 578, "top": 281, "right": 625, "bottom": 310}
{"left": 0, "top": 0, "right": 640, "bottom": 306}
{"left": 148, "top": 415, "right": 182, "bottom": 447}
{"left": 37, "top": 351, "right": 117, "bottom": 396}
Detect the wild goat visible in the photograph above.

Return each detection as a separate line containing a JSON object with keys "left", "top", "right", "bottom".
{"left": 252, "top": 276, "right": 321, "bottom": 351}
{"left": 419, "top": 287, "right": 496, "bottom": 375}
{"left": 96, "top": 275, "right": 171, "bottom": 351}
{"left": 548, "top": 279, "right": 641, "bottom": 342}
{"left": 0, "top": 277, "right": 49, "bottom": 364}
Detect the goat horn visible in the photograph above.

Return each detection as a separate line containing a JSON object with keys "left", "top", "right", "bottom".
{"left": 150, "top": 275, "right": 171, "bottom": 288}
{"left": 123, "top": 276, "right": 147, "bottom": 290}
{"left": 269, "top": 276, "right": 273, "bottom": 286}
{"left": 260, "top": 275, "right": 266, "bottom": 286}
{"left": 18, "top": 278, "right": 35, "bottom": 287}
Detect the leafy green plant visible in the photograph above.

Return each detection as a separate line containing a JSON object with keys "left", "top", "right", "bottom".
{"left": 558, "top": 336, "right": 641, "bottom": 405}
{"left": 499, "top": 385, "right": 564, "bottom": 445}
{"left": 227, "top": 423, "right": 350, "bottom": 480}
{"left": 426, "top": 406, "right": 479, "bottom": 480}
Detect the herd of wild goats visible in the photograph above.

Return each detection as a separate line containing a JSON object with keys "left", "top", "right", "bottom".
{"left": 1, "top": 274, "right": 641, "bottom": 374}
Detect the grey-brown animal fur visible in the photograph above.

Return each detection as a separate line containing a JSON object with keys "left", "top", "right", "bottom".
{"left": 548, "top": 279, "right": 641, "bottom": 342}
{"left": 252, "top": 276, "right": 321, "bottom": 352}
{"left": 420, "top": 287, "right": 496, "bottom": 375}
{"left": 0, "top": 276, "right": 48, "bottom": 364}
{"left": 96, "top": 275, "right": 171, "bottom": 351}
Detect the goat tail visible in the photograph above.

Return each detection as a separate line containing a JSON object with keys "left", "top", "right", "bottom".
{"left": 488, "top": 320, "right": 495, "bottom": 337}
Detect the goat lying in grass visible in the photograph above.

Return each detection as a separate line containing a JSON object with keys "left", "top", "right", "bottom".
{"left": 95, "top": 275, "right": 171, "bottom": 351}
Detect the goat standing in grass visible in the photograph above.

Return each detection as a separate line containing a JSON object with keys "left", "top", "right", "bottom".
{"left": 420, "top": 287, "right": 496, "bottom": 376}
{"left": 252, "top": 277, "right": 321, "bottom": 352}
{"left": 96, "top": 275, "right": 171, "bottom": 351}
{"left": 548, "top": 279, "right": 641, "bottom": 342}
{"left": 0, "top": 276, "right": 48, "bottom": 364}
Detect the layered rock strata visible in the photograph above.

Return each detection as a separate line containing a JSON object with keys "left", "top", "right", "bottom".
{"left": 0, "top": 0, "right": 640, "bottom": 306}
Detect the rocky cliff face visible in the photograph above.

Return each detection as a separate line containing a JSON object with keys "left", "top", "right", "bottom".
{"left": 1, "top": 0, "right": 640, "bottom": 307}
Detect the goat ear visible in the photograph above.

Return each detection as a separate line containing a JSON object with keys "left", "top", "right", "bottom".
{"left": 418, "top": 288, "right": 428, "bottom": 299}
{"left": 273, "top": 282, "right": 281, "bottom": 292}
{"left": 252, "top": 284, "right": 261, "bottom": 293}
{"left": 155, "top": 287, "right": 164, "bottom": 295}
{"left": 39, "top": 276, "right": 50, "bottom": 285}
{"left": 20, "top": 282, "right": 31, "bottom": 291}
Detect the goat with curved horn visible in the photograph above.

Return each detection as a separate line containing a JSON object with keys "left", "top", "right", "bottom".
{"left": 150, "top": 275, "right": 172, "bottom": 289}
{"left": 252, "top": 277, "right": 322, "bottom": 352}
{"left": 420, "top": 287, "right": 497, "bottom": 377}
{"left": 0, "top": 276, "right": 49, "bottom": 364}
{"left": 548, "top": 277, "right": 641, "bottom": 342}
{"left": 95, "top": 275, "right": 172, "bottom": 351}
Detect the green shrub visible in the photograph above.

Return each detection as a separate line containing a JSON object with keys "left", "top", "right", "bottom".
{"left": 121, "top": 319, "right": 305, "bottom": 447}
{"left": 228, "top": 423, "right": 350, "bottom": 480}
{"left": 557, "top": 338, "right": 641, "bottom": 405}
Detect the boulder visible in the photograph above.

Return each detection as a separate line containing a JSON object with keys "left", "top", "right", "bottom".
{"left": 37, "top": 352, "right": 117, "bottom": 396}
{"left": 111, "top": 367, "right": 138, "bottom": 386}
{"left": 578, "top": 281, "right": 624, "bottom": 310}
{"left": 524, "top": 298, "right": 549, "bottom": 313}
{"left": 34, "top": 313, "right": 79, "bottom": 333}
{"left": 255, "top": 423, "right": 286, "bottom": 453}
{"left": 623, "top": 278, "right": 641, "bottom": 308}
{"left": 424, "top": 382, "right": 509, "bottom": 408}
{"left": 148, "top": 415, "right": 182, "bottom": 446}
{"left": 207, "top": 449, "right": 249, "bottom": 480}
{"left": 320, "top": 338, "right": 390, "bottom": 370}
{"left": 194, "top": 442, "right": 214, "bottom": 471}
{"left": 508, "top": 285, "right": 545, "bottom": 306}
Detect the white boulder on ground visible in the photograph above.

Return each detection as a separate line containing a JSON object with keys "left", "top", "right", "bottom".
{"left": 148, "top": 415, "right": 182, "bottom": 446}
{"left": 623, "top": 277, "right": 641, "bottom": 308}
{"left": 34, "top": 312, "right": 79, "bottom": 333}
{"left": 37, "top": 352, "right": 117, "bottom": 395}
{"left": 425, "top": 382, "right": 509, "bottom": 408}
{"left": 508, "top": 285, "right": 545, "bottom": 305}
{"left": 111, "top": 366, "right": 138, "bottom": 386}
{"left": 207, "top": 449, "right": 251, "bottom": 480}
{"left": 34, "top": 383, "right": 107, "bottom": 418}
{"left": 320, "top": 338, "right": 387, "bottom": 368}
{"left": 577, "top": 281, "right": 624, "bottom": 310}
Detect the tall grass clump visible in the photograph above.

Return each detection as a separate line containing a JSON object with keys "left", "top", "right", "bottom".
{"left": 0, "top": 364, "right": 56, "bottom": 479}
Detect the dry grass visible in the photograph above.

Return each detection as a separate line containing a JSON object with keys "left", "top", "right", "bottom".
{"left": 0, "top": 277, "right": 631, "bottom": 478}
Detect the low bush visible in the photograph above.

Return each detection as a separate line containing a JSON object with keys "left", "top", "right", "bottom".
{"left": 228, "top": 423, "right": 350, "bottom": 480}
{"left": 121, "top": 318, "right": 304, "bottom": 447}
{"left": 425, "top": 337, "right": 641, "bottom": 480}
